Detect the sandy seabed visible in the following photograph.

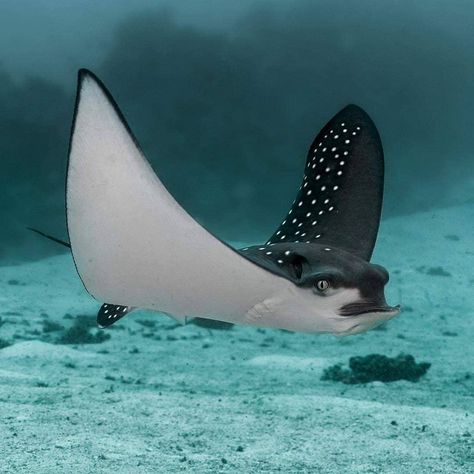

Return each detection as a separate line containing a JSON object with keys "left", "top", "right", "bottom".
{"left": 1, "top": 204, "right": 473, "bottom": 473}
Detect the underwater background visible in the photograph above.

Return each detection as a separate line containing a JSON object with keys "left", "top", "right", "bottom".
{"left": 1, "top": 0, "right": 472, "bottom": 472}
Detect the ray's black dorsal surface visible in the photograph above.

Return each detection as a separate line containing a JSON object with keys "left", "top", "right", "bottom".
{"left": 263, "top": 105, "right": 384, "bottom": 262}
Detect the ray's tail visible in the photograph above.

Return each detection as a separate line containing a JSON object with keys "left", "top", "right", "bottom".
{"left": 27, "top": 227, "right": 71, "bottom": 249}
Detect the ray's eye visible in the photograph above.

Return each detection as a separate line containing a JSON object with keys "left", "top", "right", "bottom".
{"left": 315, "top": 279, "right": 330, "bottom": 292}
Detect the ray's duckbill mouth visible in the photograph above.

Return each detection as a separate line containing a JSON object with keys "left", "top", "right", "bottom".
{"left": 339, "top": 302, "right": 401, "bottom": 317}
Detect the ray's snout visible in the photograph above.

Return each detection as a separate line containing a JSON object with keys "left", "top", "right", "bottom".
{"left": 339, "top": 300, "right": 400, "bottom": 317}
{"left": 339, "top": 262, "right": 399, "bottom": 318}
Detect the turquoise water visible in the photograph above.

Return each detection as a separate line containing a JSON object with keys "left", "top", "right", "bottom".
{"left": 1, "top": 1, "right": 473, "bottom": 472}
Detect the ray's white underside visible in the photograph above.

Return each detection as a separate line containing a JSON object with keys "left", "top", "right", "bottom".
{"left": 66, "top": 73, "right": 292, "bottom": 324}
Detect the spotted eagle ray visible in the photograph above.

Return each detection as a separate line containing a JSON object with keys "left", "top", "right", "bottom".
{"left": 33, "top": 69, "right": 401, "bottom": 336}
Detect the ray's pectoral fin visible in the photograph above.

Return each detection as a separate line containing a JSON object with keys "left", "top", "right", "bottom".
{"left": 267, "top": 104, "right": 384, "bottom": 261}
{"left": 66, "top": 70, "right": 279, "bottom": 323}
{"left": 97, "top": 304, "right": 135, "bottom": 328}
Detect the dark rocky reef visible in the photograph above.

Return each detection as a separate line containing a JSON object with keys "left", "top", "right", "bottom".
{"left": 322, "top": 353, "right": 431, "bottom": 384}
{"left": 57, "top": 316, "right": 110, "bottom": 345}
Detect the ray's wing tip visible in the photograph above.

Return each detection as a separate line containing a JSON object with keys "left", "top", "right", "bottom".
{"left": 338, "top": 104, "right": 372, "bottom": 120}
{"left": 336, "top": 104, "right": 380, "bottom": 142}
{"left": 78, "top": 68, "right": 98, "bottom": 83}
{"left": 76, "top": 69, "right": 107, "bottom": 96}
{"left": 341, "top": 103, "right": 364, "bottom": 111}
{"left": 78, "top": 68, "right": 91, "bottom": 78}
{"left": 73, "top": 68, "right": 137, "bottom": 140}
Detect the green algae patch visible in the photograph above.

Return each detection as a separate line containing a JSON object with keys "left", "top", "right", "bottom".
{"left": 57, "top": 316, "right": 110, "bottom": 345}
{"left": 321, "top": 353, "right": 431, "bottom": 384}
